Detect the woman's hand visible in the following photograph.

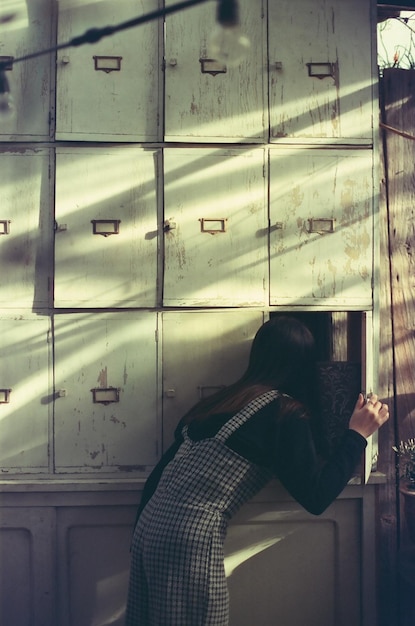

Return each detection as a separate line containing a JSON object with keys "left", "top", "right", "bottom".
{"left": 348, "top": 393, "right": 390, "bottom": 439}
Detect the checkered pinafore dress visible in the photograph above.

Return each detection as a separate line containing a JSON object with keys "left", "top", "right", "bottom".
{"left": 125, "top": 390, "right": 279, "bottom": 626}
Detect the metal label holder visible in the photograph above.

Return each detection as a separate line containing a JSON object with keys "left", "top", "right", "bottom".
{"left": 91, "top": 387, "right": 120, "bottom": 405}
{"left": 0, "top": 389, "right": 11, "bottom": 404}
{"left": 0, "top": 220, "right": 11, "bottom": 235}
{"left": 93, "top": 56, "right": 123, "bottom": 73}
{"left": 308, "top": 218, "right": 336, "bottom": 234}
{"left": 91, "top": 219, "right": 121, "bottom": 237}
{"left": 306, "top": 62, "right": 336, "bottom": 79}
{"left": 199, "top": 218, "right": 228, "bottom": 234}
{"left": 199, "top": 58, "right": 227, "bottom": 76}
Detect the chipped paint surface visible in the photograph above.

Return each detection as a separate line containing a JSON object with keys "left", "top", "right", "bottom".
{"left": 164, "top": 0, "right": 266, "bottom": 142}
{"left": 0, "top": 317, "right": 50, "bottom": 470}
{"left": 110, "top": 414, "right": 127, "bottom": 428}
{"left": 0, "top": 151, "right": 51, "bottom": 308}
{"left": 270, "top": 150, "right": 373, "bottom": 305}
{"left": 268, "top": 0, "right": 373, "bottom": 141}
{"left": 55, "top": 0, "right": 159, "bottom": 141}
{"left": 163, "top": 149, "right": 267, "bottom": 307}
{"left": 54, "top": 148, "right": 158, "bottom": 308}
{"left": 97, "top": 366, "right": 108, "bottom": 388}
{"left": 0, "top": 0, "right": 53, "bottom": 140}
{"left": 53, "top": 313, "right": 159, "bottom": 473}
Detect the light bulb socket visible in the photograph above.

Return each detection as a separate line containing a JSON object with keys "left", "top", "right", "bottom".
{"left": 216, "top": 0, "right": 240, "bottom": 28}
{"left": 0, "top": 71, "right": 10, "bottom": 95}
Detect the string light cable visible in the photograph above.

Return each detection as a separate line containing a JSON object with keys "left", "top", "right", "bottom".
{"left": 0, "top": 0, "right": 248, "bottom": 117}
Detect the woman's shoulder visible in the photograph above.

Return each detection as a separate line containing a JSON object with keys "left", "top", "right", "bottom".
{"left": 269, "top": 392, "right": 310, "bottom": 421}
{"left": 239, "top": 392, "right": 309, "bottom": 432}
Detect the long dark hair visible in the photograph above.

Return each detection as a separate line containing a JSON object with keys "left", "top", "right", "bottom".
{"left": 182, "top": 316, "right": 319, "bottom": 424}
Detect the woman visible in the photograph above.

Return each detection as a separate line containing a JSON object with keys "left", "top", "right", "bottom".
{"left": 125, "top": 316, "right": 389, "bottom": 626}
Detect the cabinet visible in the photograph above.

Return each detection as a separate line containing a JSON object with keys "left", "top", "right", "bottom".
{"left": 269, "top": 149, "right": 374, "bottom": 307}
{"left": 0, "top": 506, "right": 56, "bottom": 626}
{"left": 161, "top": 310, "right": 264, "bottom": 448}
{"left": 1, "top": 0, "right": 375, "bottom": 145}
{"left": 0, "top": 0, "right": 54, "bottom": 141}
{"left": 226, "top": 489, "right": 366, "bottom": 625}
{"left": 0, "top": 2, "right": 377, "bottom": 478}
{"left": 0, "top": 1, "right": 378, "bottom": 476}
{"left": 53, "top": 312, "right": 159, "bottom": 473}
{"left": 0, "top": 1, "right": 379, "bottom": 624}
{"left": 163, "top": 148, "right": 267, "bottom": 306}
{"left": 0, "top": 483, "right": 379, "bottom": 626}
{"left": 54, "top": 147, "right": 159, "bottom": 308}
{"left": 164, "top": 0, "right": 374, "bottom": 144}
{"left": 268, "top": 0, "right": 374, "bottom": 142}
{"left": 56, "top": 504, "right": 134, "bottom": 626}
{"left": 0, "top": 149, "right": 52, "bottom": 309}
{"left": 55, "top": 0, "right": 161, "bottom": 142}
{"left": 0, "top": 315, "right": 51, "bottom": 472}
{"left": 164, "top": 0, "right": 266, "bottom": 142}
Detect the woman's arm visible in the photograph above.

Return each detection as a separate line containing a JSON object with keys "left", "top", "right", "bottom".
{"left": 273, "top": 408, "right": 366, "bottom": 515}
{"left": 273, "top": 393, "right": 388, "bottom": 515}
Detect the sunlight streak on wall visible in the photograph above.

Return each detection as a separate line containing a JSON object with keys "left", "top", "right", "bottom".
{"left": 225, "top": 535, "right": 289, "bottom": 577}
{"left": 0, "top": 0, "right": 28, "bottom": 31}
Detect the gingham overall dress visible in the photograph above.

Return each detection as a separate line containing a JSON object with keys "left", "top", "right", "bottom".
{"left": 125, "top": 391, "right": 279, "bottom": 626}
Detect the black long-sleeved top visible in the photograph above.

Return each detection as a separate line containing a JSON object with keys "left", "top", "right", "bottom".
{"left": 136, "top": 395, "right": 366, "bottom": 521}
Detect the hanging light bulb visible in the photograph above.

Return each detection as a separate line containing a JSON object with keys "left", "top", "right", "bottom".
{"left": 0, "top": 71, "right": 15, "bottom": 120}
{"left": 208, "top": 0, "right": 250, "bottom": 67}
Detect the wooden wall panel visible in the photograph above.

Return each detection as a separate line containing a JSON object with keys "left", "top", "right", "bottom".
{"left": 379, "top": 67, "right": 415, "bottom": 626}
{"left": 0, "top": 508, "right": 56, "bottom": 626}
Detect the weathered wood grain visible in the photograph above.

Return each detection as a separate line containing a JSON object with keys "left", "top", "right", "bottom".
{"left": 379, "top": 67, "right": 415, "bottom": 626}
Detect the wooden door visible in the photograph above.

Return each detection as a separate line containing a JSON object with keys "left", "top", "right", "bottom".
{"left": 164, "top": 0, "right": 266, "bottom": 142}
{"left": 161, "top": 310, "right": 264, "bottom": 450}
{"left": 268, "top": 0, "right": 374, "bottom": 143}
{"left": 0, "top": 507, "right": 56, "bottom": 626}
{"left": 0, "top": 149, "right": 52, "bottom": 309}
{"left": 54, "top": 147, "right": 159, "bottom": 308}
{"left": 226, "top": 492, "right": 363, "bottom": 625}
{"left": 0, "top": 315, "right": 51, "bottom": 472}
{"left": 55, "top": 0, "right": 161, "bottom": 141}
{"left": 163, "top": 148, "right": 267, "bottom": 306}
{"left": 57, "top": 506, "right": 133, "bottom": 626}
{"left": 269, "top": 148, "right": 373, "bottom": 307}
{"left": 0, "top": 0, "right": 54, "bottom": 141}
{"left": 53, "top": 312, "right": 159, "bottom": 473}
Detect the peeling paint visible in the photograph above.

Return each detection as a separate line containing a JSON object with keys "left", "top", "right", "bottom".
{"left": 289, "top": 187, "right": 304, "bottom": 209}
{"left": 327, "top": 259, "right": 337, "bottom": 296}
{"left": 344, "top": 230, "right": 370, "bottom": 260}
{"left": 97, "top": 366, "right": 108, "bottom": 387}
{"left": 190, "top": 98, "right": 199, "bottom": 115}
{"left": 110, "top": 414, "right": 127, "bottom": 428}
{"left": 123, "top": 364, "right": 128, "bottom": 385}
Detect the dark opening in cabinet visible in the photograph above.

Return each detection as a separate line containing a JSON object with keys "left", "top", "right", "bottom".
{"left": 270, "top": 311, "right": 365, "bottom": 458}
